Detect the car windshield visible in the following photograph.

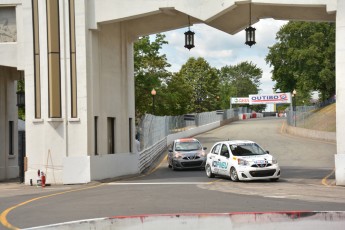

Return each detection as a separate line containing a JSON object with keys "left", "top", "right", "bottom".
{"left": 230, "top": 143, "right": 266, "bottom": 156}
{"left": 175, "top": 141, "right": 202, "bottom": 151}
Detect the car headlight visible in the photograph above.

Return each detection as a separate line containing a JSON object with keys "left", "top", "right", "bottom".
{"left": 197, "top": 151, "right": 206, "bottom": 157}
{"left": 238, "top": 158, "right": 249, "bottom": 166}
{"left": 272, "top": 158, "right": 278, "bottom": 164}
{"left": 173, "top": 152, "right": 183, "bottom": 159}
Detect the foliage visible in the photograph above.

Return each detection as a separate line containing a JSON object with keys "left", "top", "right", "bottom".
{"left": 266, "top": 22, "right": 335, "bottom": 103}
{"left": 173, "top": 57, "right": 220, "bottom": 113}
{"left": 219, "top": 61, "right": 265, "bottom": 111}
{"left": 134, "top": 34, "right": 171, "bottom": 118}
{"left": 17, "top": 79, "right": 25, "bottom": 120}
{"left": 161, "top": 72, "right": 194, "bottom": 115}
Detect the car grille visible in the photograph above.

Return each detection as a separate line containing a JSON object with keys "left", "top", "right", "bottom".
{"left": 182, "top": 156, "right": 200, "bottom": 160}
{"left": 181, "top": 160, "right": 204, "bottom": 167}
{"left": 249, "top": 169, "right": 276, "bottom": 177}
{"left": 251, "top": 163, "right": 272, "bottom": 168}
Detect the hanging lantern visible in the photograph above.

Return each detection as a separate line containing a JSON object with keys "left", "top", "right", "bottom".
{"left": 245, "top": 26, "right": 256, "bottom": 47}
{"left": 16, "top": 71, "right": 25, "bottom": 108}
{"left": 184, "top": 30, "right": 195, "bottom": 50}
{"left": 184, "top": 16, "right": 195, "bottom": 50}
{"left": 16, "top": 91, "right": 25, "bottom": 108}
{"left": 245, "top": 3, "right": 256, "bottom": 47}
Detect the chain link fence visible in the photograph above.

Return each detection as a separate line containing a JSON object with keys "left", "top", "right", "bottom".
{"left": 137, "top": 107, "right": 250, "bottom": 151}
{"left": 286, "top": 98, "right": 336, "bottom": 131}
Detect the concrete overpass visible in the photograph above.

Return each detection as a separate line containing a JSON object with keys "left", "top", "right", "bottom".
{"left": 0, "top": 0, "right": 344, "bottom": 185}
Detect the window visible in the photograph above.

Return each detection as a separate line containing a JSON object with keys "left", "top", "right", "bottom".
{"left": 94, "top": 116, "right": 98, "bottom": 155}
{"left": 69, "top": 0, "right": 77, "bottom": 118}
{"left": 107, "top": 117, "right": 115, "bottom": 154}
{"left": 32, "top": 0, "right": 41, "bottom": 118}
{"left": 129, "top": 118, "right": 132, "bottom": 152}
{"left": 47, "top": 0, "right": 61, "bottom": 118}
{"left": 9, "top": 121, "right": 14, "bottom": 155}
{"left": 220, "top": 144, "right": 229, "bottom": 157}
{"left": 211, "top": 144, "right": 221, "bottom": 155}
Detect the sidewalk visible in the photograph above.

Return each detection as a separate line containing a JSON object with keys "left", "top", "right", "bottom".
{"left": 0, "top": 178, "right": 85, "bottom": 199}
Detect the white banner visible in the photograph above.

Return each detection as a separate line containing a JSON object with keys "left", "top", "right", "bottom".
{"left": 249, "top": 93, "right": 291, "bottom": 105}
{"left": 230, "top": 97, "right": 250, "bottom": 104}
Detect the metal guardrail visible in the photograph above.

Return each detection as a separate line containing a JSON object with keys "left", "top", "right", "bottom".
{"left": 137, "top": 108, "right": 247, "bottom": 150}
{"left": 139, "top": 137, "right": 167, "bottom": 173}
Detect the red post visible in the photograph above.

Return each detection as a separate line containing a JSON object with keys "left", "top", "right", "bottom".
{"left": 41, "top": 172, "right": 46, "bottom": 187}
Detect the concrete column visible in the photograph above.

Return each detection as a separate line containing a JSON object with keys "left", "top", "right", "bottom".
{"left": 0, "top": 67, "right": 19, "bottom": 180}
{"left": 335, "top": 0, "right": 345, "bottom": 185}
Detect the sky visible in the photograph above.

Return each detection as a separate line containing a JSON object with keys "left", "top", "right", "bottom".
{"left": 158, "top": 18, "right": 288, "bottom": 96}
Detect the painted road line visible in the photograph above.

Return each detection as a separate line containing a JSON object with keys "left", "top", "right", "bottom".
{"left": 0, "top": 183, "right": 104, "bottom": 230}
{"left": 321, "top": 168, "right": 335, "bottom": 187}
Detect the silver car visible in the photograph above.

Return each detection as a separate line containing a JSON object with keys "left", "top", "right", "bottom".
{"left": 168, "top": 138, "right": 207, "bottom": 170}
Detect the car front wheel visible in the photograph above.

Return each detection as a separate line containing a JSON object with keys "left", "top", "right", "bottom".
{"left": 205, "top": 164, "right": 215, "bottom": 178}
{"left": 230, "top": 167, "right": 239, "bottom": 182}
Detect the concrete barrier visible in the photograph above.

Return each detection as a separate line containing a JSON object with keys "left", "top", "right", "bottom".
{"left": 24, "top": 212, "right": 345, "bottom": 230}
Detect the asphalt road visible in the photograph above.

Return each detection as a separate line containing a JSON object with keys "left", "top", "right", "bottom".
{"left": 1, "top": 117, "right": 344, "bottom": 229}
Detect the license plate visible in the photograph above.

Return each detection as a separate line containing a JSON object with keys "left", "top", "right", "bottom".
{"left": 254, "top": 160, "right": 265, "bottom": 164}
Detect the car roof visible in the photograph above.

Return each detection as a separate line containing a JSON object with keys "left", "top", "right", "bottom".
{"left": 175, "top": 138, "right": 199, "bottom": 143}
{"left": 217, "top": 140, "right": 256, "bottom": 145}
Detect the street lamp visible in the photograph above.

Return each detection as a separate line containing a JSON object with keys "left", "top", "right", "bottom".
{"left": 245, "top": 3, "right": 256, "bottom": 47}
{"left": 292, "top": 89, "right": 297, "bottom": 127}
{"left": 184, "top": 16, "right": 195, "bottom": 50}
{"left": 151, "top": 88, "right": 156, "bottom": 115}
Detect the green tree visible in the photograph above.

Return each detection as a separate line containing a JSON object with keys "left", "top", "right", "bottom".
{"left": 175, "top": 57, "right": 220, "bottom": 113}
{"left": 17, "top": 79, "right": 25, "bottom": 120}
{"left": 161, "top": 72, "right": 194, "bottom": 115}
{"left": 219, "top": 61, "right": 264, "bottom": 110}
{"left": 134, "top": 34, "right": 171, "bottom": 118}
{"left": 266, "top": 22, "right": 335, "bottom": 102}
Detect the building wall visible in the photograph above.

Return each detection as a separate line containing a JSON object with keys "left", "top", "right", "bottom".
{"left": 0, "top": 67, "right": 19, "bottom": 180}
{"left": 24, "top": 0, "right": 138, "bottom": 184}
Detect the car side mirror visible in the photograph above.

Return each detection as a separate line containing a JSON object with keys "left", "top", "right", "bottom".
{"left": 266, "top": 150, "right": 270, "bottom": 154}
{"left": 203, "top": 147, "right": 207, "bottom": 150}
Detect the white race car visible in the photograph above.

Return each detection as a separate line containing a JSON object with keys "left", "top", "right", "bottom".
{"left": 205, "top": 140, "right": 280, "bottom": 181}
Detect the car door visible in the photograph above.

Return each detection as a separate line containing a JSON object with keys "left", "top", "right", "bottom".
{"left": 208, "top": 143, "right": 221, "bottom": 175}
{"left": 217, "top": 144, "right": 231, "bottom": 176}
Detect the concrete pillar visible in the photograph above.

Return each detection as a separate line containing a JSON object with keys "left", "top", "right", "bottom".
{"left": 335, "top": 0, "right": 345, "bottom": 185}
{"left": 0, "top": 67, "right": 19, "bottom": 180}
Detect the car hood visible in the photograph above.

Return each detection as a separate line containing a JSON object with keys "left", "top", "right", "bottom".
{"left": 238, "top": 154, "right": 273, "bottom": 162}
{"left": 175, "top": 150, "right": 203, "bottom": 156}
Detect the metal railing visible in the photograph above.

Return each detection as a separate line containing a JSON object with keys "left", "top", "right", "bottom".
{"left": 286, "top": 98, "right": 336, "bottom": 130}
{"left": 136, "top": 108, "right": 250, "bottom": 173}
{"left": 137, "top": 108, "right": 247, "bottom": 151}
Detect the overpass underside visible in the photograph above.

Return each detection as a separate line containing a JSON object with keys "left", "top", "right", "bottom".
{"left": 0, "top": 0, "right": 344, "bottom": 185}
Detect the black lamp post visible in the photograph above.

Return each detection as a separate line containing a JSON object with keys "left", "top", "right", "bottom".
{"left": 292, "top": 89, "right": 297, "bottom": 127}
{"left": 245, "top": 3, "right": 256, "bottom": 47}
{"left": 151, "top": 88, "right": 156, "bottom": 115}
{"left": 184, "top": 16, "right": 195, "bottom": 50}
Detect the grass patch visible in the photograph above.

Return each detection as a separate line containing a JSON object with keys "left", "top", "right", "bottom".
{"left": 298, "top": 103, "right": 336, "bottom": 132}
